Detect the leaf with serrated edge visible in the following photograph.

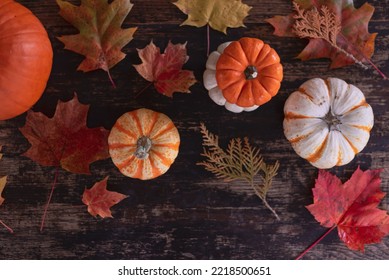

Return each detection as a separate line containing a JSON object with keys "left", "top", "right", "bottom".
{"left": 82, "top": 176, "right": 128, "bottom": 218}
{"left": 266, "top": 0, "right": 377, "bottom": 69}
{"left": 307, "top": 167, "right": 389, "bottom": 251}
{"left": 134, "top": 41, "right": 196, "bottom": 97}
{"left": 19, "top": 94, "right": 110, "bottom": 174}
{"left": 57, "top": 0, "right": 137, "bottom": 77}
{"left": 173, "top": 0, "right": 251, "bottom": 34}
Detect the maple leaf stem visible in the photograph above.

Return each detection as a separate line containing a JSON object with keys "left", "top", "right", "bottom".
{"left": 107, "top": 69, "right": 117, "bottom": 89}
{"left": 135, "top": 82, "right": 153, "bottom": 98}
{"left": 40, "top": 165, "right": 60, "bottom": 232}
{"left": 295, "top": 225, "right": 336, "bottom": 260}
{"left": 0, "top": 219, "right": 14, "bottom": 234}
{"left": 337, "top": 33, "right": 388, "bottom": 80}
{"left": 207, "top": 24, "right": 210, "bottom": 57}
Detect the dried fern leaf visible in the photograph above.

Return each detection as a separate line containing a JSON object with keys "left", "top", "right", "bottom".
{"left": 198, "top": 123, "right": 280, "bottom": 220}
{"left": 292, "top": 1, "right": 367, "bottom": 69}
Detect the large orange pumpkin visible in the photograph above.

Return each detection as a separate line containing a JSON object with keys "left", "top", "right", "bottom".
{"left": 204, "top": 37, "right": 283, "bottom": 113}
{"left": 0, "top": 0, "right": 53, "bottom": 120}
{"left": 108, "top": 108, "right": 180, "bottom": 180}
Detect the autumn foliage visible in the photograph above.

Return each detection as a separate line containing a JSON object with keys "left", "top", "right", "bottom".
{"left": 308, "top": 168, "right": 389, "bottom": 251}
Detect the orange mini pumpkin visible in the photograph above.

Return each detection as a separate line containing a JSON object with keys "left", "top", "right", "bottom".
{"left": 108, "top": 108, "right": 180, "bottom": 180}
{"left": 204, "top": 37, "right": 283, "bottom": 113}
{"left": 0, "top": 0, "right": 53, "bottom": 120}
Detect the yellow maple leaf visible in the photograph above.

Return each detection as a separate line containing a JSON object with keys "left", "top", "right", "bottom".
{"left": 173, "top": 0, "right": 251, "bottom": 34}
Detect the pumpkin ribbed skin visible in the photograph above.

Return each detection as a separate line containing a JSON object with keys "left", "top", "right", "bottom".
{"left": 0, "top": 0, "right": 53, "bottom": 120}
{"left": 203, "top": 37, "right": 283, "bottom": 113}
{"left": 108, "top": 109, "right": 180, "bottom": 180}
{"left": 283, "top": 78, "right": 374, "bottom": 169}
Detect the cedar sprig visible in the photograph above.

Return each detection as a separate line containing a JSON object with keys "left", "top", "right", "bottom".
{"left": 292, "top": 1, "right": 368, "bottom": 69}
{"left": 198, "top": 123, "right": 280, "bottom": 220}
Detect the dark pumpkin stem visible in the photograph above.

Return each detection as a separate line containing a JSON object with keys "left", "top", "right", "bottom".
{"left": 244, "top": 66, "right": 258, "bottom": 80}
{"left": 0, "top": 219, "right": 13, "bottom": 233}
{"left": 40, "top": 165, "right": 60, "bottom": 232}
{"left": 295, "top": 225, "right": 337, "bottom": 260}
{"left": 134, "top": 136, "right": 152, "bottom": 159}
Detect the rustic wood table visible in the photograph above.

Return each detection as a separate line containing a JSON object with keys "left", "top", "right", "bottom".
{"left": 0, "top": 0, "right": 388, "bottom": 260}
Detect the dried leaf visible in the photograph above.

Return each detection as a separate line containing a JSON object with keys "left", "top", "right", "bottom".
{"left": 57, "top": 0, "right": 137, "bottom": 84}
{"left": 173, "top": 0, "right": 251, "bottom": 34}
{"left": 20, "top": 94, "right": 110, "bottom": 174}
{"left": 307, "top": 167, "right": 389, "bottom": 251}
{"left": 82, "top": 176, "right": 128, "bottom": 218}
{"left": 134, "top": 41, "right": 196, "bottom": 97}
{"left": 266, "top": 0, "right": 380, "bottom": 71}
{"left": 198, "top": 123, "right": 280, "bottom": 220}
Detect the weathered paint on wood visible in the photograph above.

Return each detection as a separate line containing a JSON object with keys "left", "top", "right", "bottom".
{"left": 0, "top": 0, "right": 388, "bottom": 260}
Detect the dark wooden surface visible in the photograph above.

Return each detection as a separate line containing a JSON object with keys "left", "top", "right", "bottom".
{"left": 0, "top": 0, "right": 388, "bottom": 260}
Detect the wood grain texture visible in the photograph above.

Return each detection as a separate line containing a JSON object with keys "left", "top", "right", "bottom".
{"left": 0, "top": 0, "right": 388, "bottom": 260}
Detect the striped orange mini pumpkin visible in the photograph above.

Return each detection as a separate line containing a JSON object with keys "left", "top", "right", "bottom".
{"left": 108, "top": 108, "right": 180, "bottom": 180}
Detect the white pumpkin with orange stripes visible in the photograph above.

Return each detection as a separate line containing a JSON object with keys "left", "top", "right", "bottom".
{"left": 108, "top": 108, "right": 180, "bottom": 180}
{"left": 283, "top": 78, "right": 374, "bottom": 169}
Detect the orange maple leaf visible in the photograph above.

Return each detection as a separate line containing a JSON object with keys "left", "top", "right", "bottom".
{"left": 134, "top": 41, "right": 197, "bottom": 97}
{"left": 82, "top": 176, "right": 128, "bottom": 218}
{"left": 57, "top": 0, "right": 137, "bottom": 85}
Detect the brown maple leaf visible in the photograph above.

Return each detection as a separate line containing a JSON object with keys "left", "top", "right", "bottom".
{"left": 134, "top": 41, "right": 197, "bottom": 97}
{"left": 297, "top": 167, "right": 389, "bottom": 259}
{"left": 20, "top": 95, "right": 110, "bottom": 174}
{"left": 82, "top": 176, "right": 128, "bottom": 218}
{"left": 57, "top": 0, "right": 137, "bottom": 86}
{"left": 266, "top": 0, "right": 386, "bottom": 78}
{"left": 173, "top": 0, "right": 251, "bottom": 34}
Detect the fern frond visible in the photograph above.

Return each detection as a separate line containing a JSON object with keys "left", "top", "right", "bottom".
{"left": 198, "top": 123, "right": 281, "bottom": 220}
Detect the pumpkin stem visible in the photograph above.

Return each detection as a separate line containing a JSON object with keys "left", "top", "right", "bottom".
{"left": 244, "top": 66, "right": 258, "bottom": 80}
{"left": 134, "top": 136, "right": 152, "bottom": 159}
{"left": 323, "top": 112, "right": 341, "bottom": 130}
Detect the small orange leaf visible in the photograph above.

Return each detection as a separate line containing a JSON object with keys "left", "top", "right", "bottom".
{"left": 82, "top": 176, "right": 128, "bottom": 218}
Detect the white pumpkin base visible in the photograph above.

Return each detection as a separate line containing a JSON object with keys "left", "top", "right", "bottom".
{"left": 203, "top": 42, "right": 259, "bottom": 113}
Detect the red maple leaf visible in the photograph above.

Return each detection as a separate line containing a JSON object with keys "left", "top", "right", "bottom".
{"left": 19, "top": 94, "right": 110, "bottom": 231}
{"left": 82, "top": 176, "right": 128, "bottom": 218}
{"left": 307, "top": 167, "right": 389, "bottom": 252}
{"left": 265, "top": 0, "right": 386, "bottom": 77}
{"left": 134, "top": 41, "right": 197, "bottom": 97}
{"left": 20, "top": 94, "right": 110, "bottom": 174}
